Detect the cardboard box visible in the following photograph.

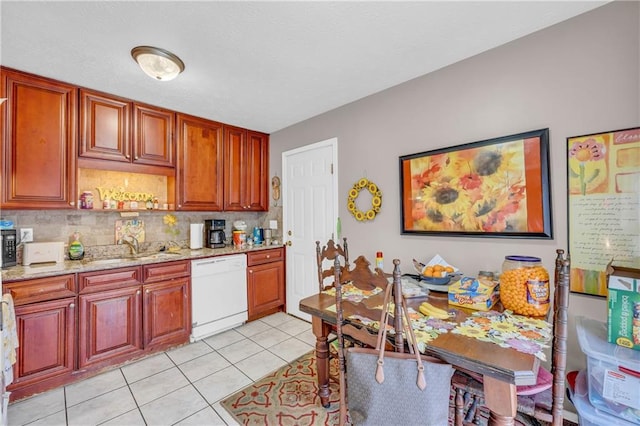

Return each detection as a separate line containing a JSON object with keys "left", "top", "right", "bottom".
{"left": 448, "top": 276, "right": 499, "bottom": 311}
{"left": 607, "top": 266, "right": 640, "bottom": 351}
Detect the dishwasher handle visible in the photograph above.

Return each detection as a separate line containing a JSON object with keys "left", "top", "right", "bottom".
{"left": 193, "top": 259, "right": 223, "bottom": 266}
{"left": 191, "top": 255, "right": 247, "bottom": 271}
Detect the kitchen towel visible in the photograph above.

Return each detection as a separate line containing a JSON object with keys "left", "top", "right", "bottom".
{"left": 2, "top": 293, "right": 18, "bottom": 386}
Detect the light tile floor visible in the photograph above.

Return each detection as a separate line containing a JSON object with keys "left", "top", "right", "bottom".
{"left": 8, "top": 313, "right": 316, "bottom": 426}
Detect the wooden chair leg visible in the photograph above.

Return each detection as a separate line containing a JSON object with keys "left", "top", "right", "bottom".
{"left": 455, "top": 387, "right": 465, "bottom": 426}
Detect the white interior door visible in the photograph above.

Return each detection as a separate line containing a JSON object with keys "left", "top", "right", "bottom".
{"left": 283, "top": 138, "right": 338, "bottom": 320}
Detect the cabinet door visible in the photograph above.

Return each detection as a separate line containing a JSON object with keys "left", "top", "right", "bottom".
{"left": 132, "top": 103, "right": 175, "bottom": 167}
{"left": 10, "top": 297, "right": 76, "bottom": 389}
{"left": 175, "top": 113, "right": 224, "bottom": 211}
{"left": 247, "top": 260, "right": 285, "bottom": 321}
{"left": 223, "top": 126, "right": 269, "bottom": 211}
{"left": 0, "top": 67, "right": 77, "bottom": 209}
{"left": 245, "top": 131, "right": 269, "bottom": 211}
{"left": 223, "top": 125, "right": 246, "bottom": 211}
{"left": 78, "top": 287, "right": 143, "bottom": 369}
{"left": 143, "top": 277, "right": 191, "bottom": 349}
{"left": 79, "top": 89, "right": 131, "bottom": 163}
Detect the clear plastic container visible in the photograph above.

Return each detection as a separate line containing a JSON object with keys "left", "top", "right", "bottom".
{"left": 576, "top": 316, "right": 640, "bottom": 424}
{"left": 571, "top": 370, "right": 636, "bottom": 426}
{"left": 499, "top": 255, "right": 549, "bottom": 317}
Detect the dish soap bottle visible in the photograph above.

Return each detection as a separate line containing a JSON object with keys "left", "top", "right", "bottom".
{"left": 68, "top": 231, "right": 85, "bottom": 261}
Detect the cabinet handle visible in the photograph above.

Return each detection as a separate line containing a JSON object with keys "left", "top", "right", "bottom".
{"left": 125, "top": 154, "right": 130, "bottom": 159}
{"left": 266, "top": 255, "right": 270, "bottom": 258}
{"left": 146, "top": 289, "right": 150, "bottom": 294}
{"left": 134, "top": 156, "right": 139, "bottom": 160}
{"left": 69, "top": 303, "right": 75, "bottom": 308}
{"left": 249, "top": 269, "right": 253, "bottom": 274}
{"left": 137, "top": 290, "right": 141, "bottom": 295}
{"left": 69, "top": 201, "right": 75, "bottom": 206}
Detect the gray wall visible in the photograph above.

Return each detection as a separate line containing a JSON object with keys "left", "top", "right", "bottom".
{"left": 269, "top": 0, "right": 640, "bottom": 398}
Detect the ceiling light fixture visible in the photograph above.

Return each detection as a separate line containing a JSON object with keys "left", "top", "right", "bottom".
{"left": 131, "top": 46, "right": 185, "bottom": 81}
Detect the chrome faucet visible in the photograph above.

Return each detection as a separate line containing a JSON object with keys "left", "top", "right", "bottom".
{"left": 118, "top": 236, "right": 139, "bottom": 256}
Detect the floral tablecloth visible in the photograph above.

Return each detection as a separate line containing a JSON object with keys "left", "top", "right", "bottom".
{"left": 452, "top": 310, "right": 551, "bottom": 361}
{"left": 323, "top": 285, "right": 551, "bottom": 360}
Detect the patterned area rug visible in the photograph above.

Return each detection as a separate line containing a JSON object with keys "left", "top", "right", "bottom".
{"left": 221, "top": 352, "right": 342, "bottom": 425}
{"left": 221, "top": 351, "right": 568, "bottom": 426}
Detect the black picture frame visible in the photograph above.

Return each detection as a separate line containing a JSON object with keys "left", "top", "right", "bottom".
{"left": 399, "top": 128, "right": 552, "bottom": 239}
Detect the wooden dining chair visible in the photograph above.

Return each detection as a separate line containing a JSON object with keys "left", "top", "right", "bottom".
{"left": 333, "top": 255, "right": 396, "bottom": 425}
{"left": 315, "top": 238, "right": 351, "bottom": 383}
{"left": 316, "top": 237, "right": 349, "bottom": 292}
{"left": 451, "top": 249, "right": 570, "bottom": 426}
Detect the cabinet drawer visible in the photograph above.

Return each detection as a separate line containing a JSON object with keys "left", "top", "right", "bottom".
{"left": 247, "top": 248, "right": 284, "bottom": 266}
{"left": 143, "top": 260, "right": 190, "bottom": 283}
{"left": 4, "top": 274, "right": 76, "bottom": 306}
{"left": 78, "top": 266, "right": 142, "bottom": 294}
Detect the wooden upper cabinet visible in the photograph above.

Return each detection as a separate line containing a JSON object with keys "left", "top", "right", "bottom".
{"left": 79, "top": 89, "right": 131, "bottom": 163}
{"left": 223, "top": 126, "right": 269, "bottom": 211}
{"left": 132, "top": 103, "right": 175, "bottom": 168}
{"left": 0, "top": 67, "right": 77, "bottom": 209}
{"left": 246, "top": 130, "right": 269, "bottom": 211}
{"left": 174, "top": 113, "right": 224, "bottom": 211}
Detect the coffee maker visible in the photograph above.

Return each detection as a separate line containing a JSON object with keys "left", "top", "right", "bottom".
{"left": 204, "top": 219, "right": 226, "bottom": 248}
{"left": 1, "top": 229, "right": 17, "bottom": 268}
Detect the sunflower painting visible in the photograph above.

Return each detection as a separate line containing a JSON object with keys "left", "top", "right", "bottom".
{"left": 400, "top": 129, "right": 552, "bottom": 238}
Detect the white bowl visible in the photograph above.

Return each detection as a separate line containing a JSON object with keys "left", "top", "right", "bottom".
{"left": 233, "top": 221, "right": 247, "bottom": 231}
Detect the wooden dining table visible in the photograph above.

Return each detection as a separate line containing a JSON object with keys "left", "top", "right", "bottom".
{"left": 299, "top": 284, "right": 541, "bottom": 426}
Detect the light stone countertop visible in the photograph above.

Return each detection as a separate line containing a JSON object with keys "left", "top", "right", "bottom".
{"left": 2, "top": 244, "right": 284, "bottom": 282}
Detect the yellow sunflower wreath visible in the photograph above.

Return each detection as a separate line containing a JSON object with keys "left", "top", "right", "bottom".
{"left": 347, "top": 178, "right": 382, "bottom": 222}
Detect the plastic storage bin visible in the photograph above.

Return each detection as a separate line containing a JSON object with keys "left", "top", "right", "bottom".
{"left": 571, "top": 370, "right": 636, "bottom": 426}
{"left": 576, "top": 316, "right": 640, "bottom": 424}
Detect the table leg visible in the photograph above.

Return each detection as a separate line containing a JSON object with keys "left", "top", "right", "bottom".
{"left": 483, "top": 375, "right": 517, "bottom": 426}
{"left": 312, "top": 317, "right": 331, "bottom": 408}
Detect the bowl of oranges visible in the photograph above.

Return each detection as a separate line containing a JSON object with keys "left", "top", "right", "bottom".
{"left": 413, "top": 255, "right": 459, "bottom": 285}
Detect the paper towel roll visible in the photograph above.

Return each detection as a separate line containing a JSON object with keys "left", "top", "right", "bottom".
{"left": 190, "top": 223, "right": 204, "bottom": 249}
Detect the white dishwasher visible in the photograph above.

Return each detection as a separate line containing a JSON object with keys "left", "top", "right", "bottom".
{"left": 190, "top": 254, "right": 248, "bottom": 341}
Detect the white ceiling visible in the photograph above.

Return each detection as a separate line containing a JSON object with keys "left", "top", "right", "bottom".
{"left": 1, "top": 1, "right": 608, "bottom": 134}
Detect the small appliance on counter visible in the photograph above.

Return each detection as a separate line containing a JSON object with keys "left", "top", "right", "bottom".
{"left": 22, "top": 241, "right": 65, "bottom": 266}
{"left": 1, "top": 229, "right": 17, "bottom": 268}
{"left": 204, "top": 219, "right": 226, "bottom": 248}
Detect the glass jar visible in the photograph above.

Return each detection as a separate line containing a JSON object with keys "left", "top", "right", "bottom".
{"left": 80, "top": 191, "right": 93, "bottom": 209}
{"left": 499, "top": 255, "right": 550, "bottom": 317}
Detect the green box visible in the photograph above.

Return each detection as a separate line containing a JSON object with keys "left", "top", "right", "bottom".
{"left": 607, "top": 266, "right": 640, "bottom": 351}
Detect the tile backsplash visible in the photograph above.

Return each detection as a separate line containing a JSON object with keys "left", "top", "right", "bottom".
{"left": 0, "top": 207, "right": 282, "bottom": 261}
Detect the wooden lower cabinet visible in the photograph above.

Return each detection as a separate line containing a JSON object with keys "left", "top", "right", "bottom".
{"left": 10, "top": 297, "right": 76, "bottom": 390}
{"left": 247, "top": 248, "right": 285, "bottom": 321}
{"left": 143, "top": 277, "right": 191, "bottom": 349}
{"left": 78, "top": 286, "right": 143, "bottom": 369}
{"left": 5, "top": 261, "right": 191, "bottom": 401}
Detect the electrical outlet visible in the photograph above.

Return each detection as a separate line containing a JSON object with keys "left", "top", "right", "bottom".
{"left": 20, "top": 228, "right": 33, "bottom": 243}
